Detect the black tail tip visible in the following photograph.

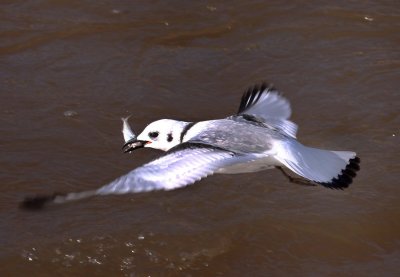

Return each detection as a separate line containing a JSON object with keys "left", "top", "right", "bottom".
{"left": 19, "top": 193, "right": 59, "bottom": 211}
{"left": 320, "top": 156, "right": 361, "bottom": 190}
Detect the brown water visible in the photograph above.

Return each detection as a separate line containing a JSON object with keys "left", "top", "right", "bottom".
{"left": 1, "top": 0, "right": 399, "bottom": 276}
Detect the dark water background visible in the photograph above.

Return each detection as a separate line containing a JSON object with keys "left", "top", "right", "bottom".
{"left": 1, "top": 0, "right": 399, "bottom": 276}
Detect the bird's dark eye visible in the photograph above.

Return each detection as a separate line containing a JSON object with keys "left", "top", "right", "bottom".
{"left": 167, "top": 133, "right": 173, "bottom": 142}
{"left": 149, "top": 131, "right": 159, "bottom": 139}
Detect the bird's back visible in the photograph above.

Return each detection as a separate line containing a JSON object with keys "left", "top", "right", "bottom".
{"left": 183, "top": 118, "right": 284, "bottom": 154}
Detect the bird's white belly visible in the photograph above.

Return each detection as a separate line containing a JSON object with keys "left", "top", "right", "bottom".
{"left": 216, "top": 155, "right": 281, "bottom": 174}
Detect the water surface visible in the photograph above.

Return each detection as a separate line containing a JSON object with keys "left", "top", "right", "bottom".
{"left": 1, "top": 1, "right": 399, "bottom": 276}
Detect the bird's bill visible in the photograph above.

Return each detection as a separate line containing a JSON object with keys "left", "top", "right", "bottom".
{"left": 122, "top": 139, "right": 149, "bottom": 153}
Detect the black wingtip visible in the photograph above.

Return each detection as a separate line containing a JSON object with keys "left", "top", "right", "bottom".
{"left": 237, "top": 82, "right": 276, "bottom": 114}
{"left": 19, "top": 193, "right": 62, "bottom": 211}
{"left": 319, "top": 157, "right": 361, "bottom": 190}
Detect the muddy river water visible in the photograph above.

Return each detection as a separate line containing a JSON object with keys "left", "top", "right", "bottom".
{"left": 1, "top": 0, "right": 399, "bottom": 276}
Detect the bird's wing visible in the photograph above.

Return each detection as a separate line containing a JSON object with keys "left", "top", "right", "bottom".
{"left": 273, "top": 140, "right": 360, "bottom": 189}
{"left": 236, "top": 83, "right": 298, "bottom": 138}
{"left": 21, "top": 143, "right": 257, "bottom": 209}
{"left": 237, "top": 83, "right": 292, "bottom": 119}
{"left": 96, "top": 143, "right": 253, "bottom": 195}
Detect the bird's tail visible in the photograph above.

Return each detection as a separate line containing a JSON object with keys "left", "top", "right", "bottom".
{"left": 274, "top": 140, "right": 360, "bottom": 189}
{"left": 20, "top": 190, "right": 97, "bottom": 211}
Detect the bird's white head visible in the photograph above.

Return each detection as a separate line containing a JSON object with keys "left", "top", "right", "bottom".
{"left": 136, "top": 119, "right": 190, "bottom": 151}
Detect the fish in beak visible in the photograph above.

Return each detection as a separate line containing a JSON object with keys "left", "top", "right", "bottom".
{"left": 121, "top": 116, "right": 148, "bottom": 153}
{"left": 122, "top": 139, "right": 148, "bottom": 153}
{"left": 121, "top": 116, "right": 137, "bottom": 143}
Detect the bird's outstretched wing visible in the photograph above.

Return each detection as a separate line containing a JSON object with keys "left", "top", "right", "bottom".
{"left": 97, "top": 143, "right": 241, "bottom": 194}
{"left": 237, "top": 83, "right": 291, "bottom": 119}
{"left": 21, "top": 143, "right": 252, "bottom": 210}
{"left": 236, "top": 83, "right": 298, "bottom": 138}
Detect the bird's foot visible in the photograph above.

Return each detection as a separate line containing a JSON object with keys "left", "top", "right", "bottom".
{"left": 276, "top": 167, "right": 317, "bottom": 187}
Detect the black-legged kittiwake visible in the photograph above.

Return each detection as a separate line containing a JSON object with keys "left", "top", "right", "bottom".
{"left": 21, "top": 83, "right": 360, "bottom": 210}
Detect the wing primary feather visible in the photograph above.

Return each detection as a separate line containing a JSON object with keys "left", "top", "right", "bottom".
{"left": 20, "top": 142, "right": 241, "bottom": 210}
{"left": 234, "top": 82, "right": 295, "bottom": 137}
{"left": 237, "top": 82, "right": 276, "bottom": 115}
{"left": 96, "top": 142, "right": 237, "bottom": 195}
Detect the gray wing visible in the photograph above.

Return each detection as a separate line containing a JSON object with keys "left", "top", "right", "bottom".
{"left": 238, "top": 83, "right": 292, "bottom": 119}
{"left": 96, "top": 143, "right": 250, "bottom": 195}
{"left": 236, "top": 83, "right": 298, "bottom": 138}
{"left": 21, "top": 143, "right": 256, "bottom": 209}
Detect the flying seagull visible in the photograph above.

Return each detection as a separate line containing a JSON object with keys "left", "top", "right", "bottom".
{"left": 21, "top": 83, "right": 360, "bottom": 210}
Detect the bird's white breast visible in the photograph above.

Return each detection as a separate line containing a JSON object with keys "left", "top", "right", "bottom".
{"left": 216, "top": 155, "right": 281, "bottom": 174}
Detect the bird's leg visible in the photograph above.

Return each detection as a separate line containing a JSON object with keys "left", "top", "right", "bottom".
{"left": 275, "top": 167, "right": 317, "bottom": 187}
